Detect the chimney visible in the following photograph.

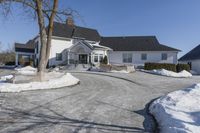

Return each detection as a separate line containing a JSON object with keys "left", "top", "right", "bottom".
{"left": 66, "top": 16, "right": 74, "bottom": 27}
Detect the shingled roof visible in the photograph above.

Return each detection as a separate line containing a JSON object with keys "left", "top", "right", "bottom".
{"left": 52, "top": 22, "right": 101, "bottom": 42}
{"left": 179, "top": 44, "right": 200, "bottom": 61}
{"left": 15, "top": 39, "right": 36, "bottom": 53}
{"left": 100, "top": 36, "right": 180, "bottom": 51}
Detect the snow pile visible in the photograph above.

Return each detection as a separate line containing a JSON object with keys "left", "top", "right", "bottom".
{"left": 88, "top": 67, "right": 132, "bottom": 73}
{"left": 0, "top": 72, "right": 79, "bottom": 92}
{"left": 0, "top": 75, "right": 13, "bottom": 82}
{"left": 150, "top": 84, "right": 200, "bottom": 133}
{"left": 110, "top": 70, "right": 129, "bottom": 73}
{"left": 144, "top": 69, "right": 192, "bottom": 78}
{"left": 15, "top": 66, "right": 37, "bottom": 75}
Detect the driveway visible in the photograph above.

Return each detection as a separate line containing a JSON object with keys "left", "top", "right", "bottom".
{"left": 0, "top": 71, "right": 200, "bottom": 133}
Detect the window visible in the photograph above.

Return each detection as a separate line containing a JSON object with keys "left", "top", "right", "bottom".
{"left": 161, "top": 53, "right": 167, "bottom": 60}
{"left": 141, "top": 53, "right": 147, "bottom": 60}
{"left": 123, "top": 53, "right": 132, "bottom": 63}
{"left": 94, "top": 54, "right": 98, "bottom": 62}
{"left": 56, "top": 53, "right": 62, "bottom": 61}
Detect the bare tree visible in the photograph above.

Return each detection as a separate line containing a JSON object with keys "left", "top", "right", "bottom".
{"left": 0, "top": 0, "right": 76, "bottom": 81}
{"left": 0, "top": 42, "right": 2, "bottom": 52}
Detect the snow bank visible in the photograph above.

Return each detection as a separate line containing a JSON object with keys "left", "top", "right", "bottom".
{"left": 150, "top": 84, "right": 200, "bottom": 133}
{"left": 0, "top": 73, "right": 79, "bottom": 92}
{"left": 15, "top": 66, "right": 37, "bottom": 75}
{"left": 143, "top": 69, "right": 192, "bottom": 78}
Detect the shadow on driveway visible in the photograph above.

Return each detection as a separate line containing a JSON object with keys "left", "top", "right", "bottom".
{"left": 0, "top": 105, "right": 145, "bottom": 133}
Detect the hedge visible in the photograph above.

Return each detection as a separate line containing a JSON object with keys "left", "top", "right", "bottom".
{"left": 144, "top": 63, "right": 191, "bottom": 72}
{"left": 176, "top": 64, "right": 190, "bottom": 72}
{"left": 144, "top": 62, "right": 177, "bottom": 72}
{"left": 101, "top": 56, "right": 108, "bottom": 64}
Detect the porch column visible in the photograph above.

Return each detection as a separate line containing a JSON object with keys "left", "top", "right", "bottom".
{"left": 15, "top": 53, "right": 19, "bottom": 66}
{"left": 67, "top": 50, "right": 70, "bottom": 65}
{"left": 87, "top": 54, "right": 90, "bottom": 64}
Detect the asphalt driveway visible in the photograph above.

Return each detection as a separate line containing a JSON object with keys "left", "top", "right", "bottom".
{"left": 0, "top": 71, "right": 200, "bottom": 133}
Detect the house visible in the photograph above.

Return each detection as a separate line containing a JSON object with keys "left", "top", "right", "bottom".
{"left": 100, "top": 36, "right": 180, "bottom": 66}
{"left": 179, "top": 44, "right": 200, "bottom": 74}
{"left": 15, "top": 19, "right": 180, "bottom": 68}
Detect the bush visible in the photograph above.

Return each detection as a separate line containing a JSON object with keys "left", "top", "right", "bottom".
{"left": 144, "top": 62, "right": 177, "bottom": 72}
{"left": 5, "top": 61, "right": 15, "bottom": 66}
{"left": 102, "top": 56, "right": 108, "bottom": 64}
{"left": 176, "top": 64, "right": 190, "bottom": 72}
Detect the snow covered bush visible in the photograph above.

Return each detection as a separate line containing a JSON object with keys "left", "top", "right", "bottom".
{"left": 143, "top": 69, "right": 192, "bottom": 78}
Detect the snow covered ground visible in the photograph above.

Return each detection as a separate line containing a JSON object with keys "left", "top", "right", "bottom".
{"left": 150, "top": 84, "right": 200, "bottom": 133}
{"left": 142, "top": 69, "right": 192, "bottom": 78}
{"left": 15, "top": 66, "right": 37, "bottom": 75}
{"left": 0, "top": 71, "right": 80, "bottom": 93}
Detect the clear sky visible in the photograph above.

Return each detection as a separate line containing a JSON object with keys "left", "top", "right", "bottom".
{"left": 1, "top": 0, "right": 200, "bottom": 57}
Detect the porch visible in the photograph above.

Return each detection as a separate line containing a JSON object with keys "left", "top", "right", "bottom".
{"left": 65, "top": 40, "right": 111, "bottom": 65}
{"left": 15, "top": 43, "right": 35, "bottom": 67}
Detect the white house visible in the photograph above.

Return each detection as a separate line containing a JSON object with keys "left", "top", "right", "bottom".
{"left": 179, "top": 44, "right": 200, "bottom": 74}
{"left": 15, "top": 19, "right": 180, "bottom": 68}
{"left": 100, "top": 36, "right": 180, "bottom": 67}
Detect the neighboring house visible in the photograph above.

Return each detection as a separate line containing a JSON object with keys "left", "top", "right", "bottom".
{"left": 179, "top": 44, "right": 200, "bottom": 74}
{"left": 15, "top": 19, "right": 180, "bottom": 67}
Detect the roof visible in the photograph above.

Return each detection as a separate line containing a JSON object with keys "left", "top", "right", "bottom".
{"left": 100, "top": 36, "right": 180, "bottom": 51}
{"left": 179, "top": 44, "right": 200, "bottom": 61}
{"left": 52, "top": 22, "right": 101, "bottom": 42}
{"left": 15, "top": 39, "right": 36, "bottom": 53}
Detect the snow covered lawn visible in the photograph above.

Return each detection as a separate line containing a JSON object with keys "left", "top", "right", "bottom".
{"left": 150, "top": 84, "right": 200, "bottom": 133}
{"left": 0, "top": 72, "right": 80, "bottom": 93}
{"left": 142, "top": 69, "right": 192, "bottom": 78}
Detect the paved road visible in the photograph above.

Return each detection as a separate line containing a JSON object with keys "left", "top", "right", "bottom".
{"left": 0, "top": 71, "right": 200, "bottom": 133}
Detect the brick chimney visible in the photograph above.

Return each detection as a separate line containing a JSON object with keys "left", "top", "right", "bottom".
{"left": 66, "top": 16, "right": 74, "bottom": 27}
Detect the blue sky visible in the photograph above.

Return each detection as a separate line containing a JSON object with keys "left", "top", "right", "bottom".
{"left": 1, "top": 0, "right": 200, "bottom": 57}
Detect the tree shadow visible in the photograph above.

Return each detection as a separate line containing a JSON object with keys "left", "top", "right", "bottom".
{"left": 96, "top": 99, "right": 158, "bottom": 133}
{"left": 133, "top": 98, "right": 159, "bottom": 133}
{"left": 0, "top": 105, "right": 145, "bottom": 133}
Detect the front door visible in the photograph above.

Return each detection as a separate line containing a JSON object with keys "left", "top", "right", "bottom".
{"left": 79, "top": 54, "right": 88, "bottom": 64}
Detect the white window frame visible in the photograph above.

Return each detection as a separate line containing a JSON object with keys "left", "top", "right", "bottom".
{"left": 56, "top": 53, "right": 62, "bottom": 61}
{"left": 161, "top": 53, "right": 168, "bottom": 60}
{"left": 123, "top": 53, "right": 132, "bottom": 63}
{"left": 94, "top": 54, "right": 98, "bottom": 63}
{"left": 141, "top": 53, "right": 147, "bottom": 60}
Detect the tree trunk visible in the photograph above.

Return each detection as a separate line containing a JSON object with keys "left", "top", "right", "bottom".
{"left": 35, "top": 0, "right": 47, "bottom": 81}
{"left": 36, "top": 0, "right": 59, "bottom": 81}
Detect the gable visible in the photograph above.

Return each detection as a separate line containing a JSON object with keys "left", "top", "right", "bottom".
{"left": 52, "top": 22, "right": 101, "bottom": 42}
{"left": 179, "top": 44, "right": 200, "bottom": 61}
